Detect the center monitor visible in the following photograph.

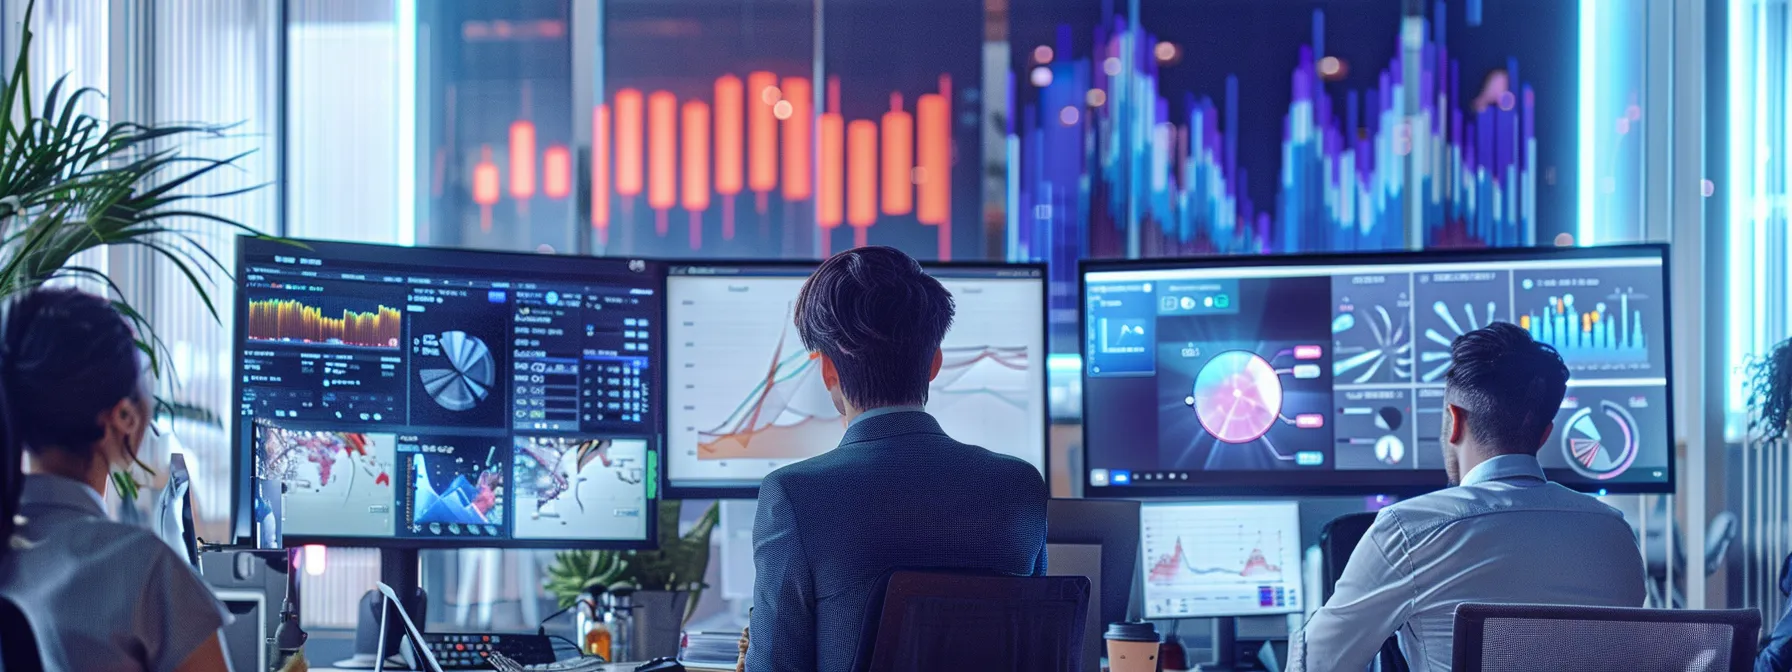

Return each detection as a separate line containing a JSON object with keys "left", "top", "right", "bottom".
{"left": 1081, "top": 244, "right": 1673, "bottom": 497}
{"left": 231, "top": 237, "right": 661, "bottom": 548}
{"left": 664, "top": 262, "right": 1049, "bottom": 497}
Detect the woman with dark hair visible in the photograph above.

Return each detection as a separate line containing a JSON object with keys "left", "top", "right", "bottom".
{"left": 0, "top": 287, "right": 232, "bottom": 671}
{"left": 1757, "top": 340, "right": 1792, "bottom": 672}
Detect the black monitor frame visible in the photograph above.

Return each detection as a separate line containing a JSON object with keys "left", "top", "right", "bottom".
{"left": 1078, "top": 243, "right": 1676, "bottom": 498}
{"left": 660, "top": 258, "right": 1051, "bottom": 500}
{"left": 229, "top": 235, "right": 663, "bottom": 550}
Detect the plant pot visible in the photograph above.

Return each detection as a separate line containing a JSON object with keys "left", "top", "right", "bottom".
{"left": 630, "top": 589, "right": 691, "bottom": 660}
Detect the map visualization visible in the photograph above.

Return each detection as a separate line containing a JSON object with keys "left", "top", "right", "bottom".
{"left": 1083, "top": 246, "right": 1673, "bottom": 495}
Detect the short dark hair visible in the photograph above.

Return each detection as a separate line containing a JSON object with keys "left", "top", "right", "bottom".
{"left": 794, "top": 246, "right": 955, "bottom": 409}
{"left": 1444, "top": 321, "right": 1569, "bottom": 452}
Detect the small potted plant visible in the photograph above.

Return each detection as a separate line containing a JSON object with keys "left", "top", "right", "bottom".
{"left": 545, "top": 499, "right": 721, "bottom": 659}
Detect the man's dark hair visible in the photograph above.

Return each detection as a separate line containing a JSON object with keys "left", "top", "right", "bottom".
{"left": 794, "top": 246, "right": 955, "bottom": 409}
{"left": 1444, "top": 321, "right": 1570, "bottom": 452}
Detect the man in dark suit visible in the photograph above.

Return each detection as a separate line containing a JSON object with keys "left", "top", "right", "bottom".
{"left": 744, "top": 246, "right": 1050, "bottom": 672}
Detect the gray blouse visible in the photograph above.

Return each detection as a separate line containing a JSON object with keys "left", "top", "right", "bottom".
{"left": 0, "top": 474, "right": 231, "bottom": 672}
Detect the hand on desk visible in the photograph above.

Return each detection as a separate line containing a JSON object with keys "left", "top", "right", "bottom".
{"left": 736, "top": 625, "right": 749, "bottom": 672}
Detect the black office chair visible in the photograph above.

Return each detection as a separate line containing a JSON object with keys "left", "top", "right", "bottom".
{"left": 1640, "top": 497, "right": 1739, "bottom": 608}
{"left": 0, "top": 594, "right": 44, "bottom": 672}
{"left": 1451, "top": 603, "right": 1760, "bottom": 672}
{"left": 854, "top": 569, "right": 1090, "bottom": 672}
{"left": 1318, "top": 512, "right": 1408, "bottom": 672}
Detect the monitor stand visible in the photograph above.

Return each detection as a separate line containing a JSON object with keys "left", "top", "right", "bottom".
{"left": 1204, "top": 618, "right": 1273, "bottom": 672}
{"left": 341, "top": 548, "right": 428, "bottom": 670}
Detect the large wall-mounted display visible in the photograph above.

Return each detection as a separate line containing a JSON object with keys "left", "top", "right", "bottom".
{"left": 1009, "top": 0, "right": 1576, "bottom": 347}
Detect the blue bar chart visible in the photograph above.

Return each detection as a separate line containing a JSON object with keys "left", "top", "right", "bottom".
{"left": 1520, "top": 290, "right": 1648, "bottom": 366}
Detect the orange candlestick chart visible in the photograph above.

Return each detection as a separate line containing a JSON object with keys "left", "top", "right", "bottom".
{"left": 457, "top": 71, "right": 961, "bottom": 259}
{"left": 248, "top": 299, "right": 402, "bottom": 349}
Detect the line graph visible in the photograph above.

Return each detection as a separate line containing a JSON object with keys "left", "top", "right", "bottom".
{"left": 696, "top": 330, "right": 1029, "bottom": 460}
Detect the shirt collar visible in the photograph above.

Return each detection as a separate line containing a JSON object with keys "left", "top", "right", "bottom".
{"left": 19, "top": 474, "right": 108, "bottom": 518}
{"left": 848, "top": 405, "right": 926, "bottom": 427}
{"left": 1460, "top": 453, "right": 1548, "bottom": 487}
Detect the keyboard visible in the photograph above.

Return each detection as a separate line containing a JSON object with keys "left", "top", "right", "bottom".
{"left": 487, "top": 651, "right": 614, "bottom": 672}
{"left": 421, "top": 632, "right": 557, "bottom": 669}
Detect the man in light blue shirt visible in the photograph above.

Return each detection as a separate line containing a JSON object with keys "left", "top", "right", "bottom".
{"left": 1289, "top": 322, "right": 1645, "bottom": 672}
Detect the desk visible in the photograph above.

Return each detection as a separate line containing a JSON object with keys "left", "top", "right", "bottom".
{"left": 313, "top": 665, "right": 733, "bottom": 672}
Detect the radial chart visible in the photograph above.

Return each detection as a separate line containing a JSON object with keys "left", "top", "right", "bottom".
{"left": 1561, "top": 399, "right": 1639, "bottom": 480}
{"left": 1190, "top": 350, "right": 1284, "bottom": 444}
{"left": 419, "top": 331, "right": 495, "bottom": 411}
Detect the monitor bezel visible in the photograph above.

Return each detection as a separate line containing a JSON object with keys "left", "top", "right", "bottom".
{"left": 1137, "top": 499, "right": 1306, "bottom": 620}
{"left": 659, "top": 258, "right": 1052, "bottom": 501}
{"left": 230, "top": 235, "right": 664, "bottom": 550}
{"left": 1077, "top": 243, "right": 1676, "bottom": 498}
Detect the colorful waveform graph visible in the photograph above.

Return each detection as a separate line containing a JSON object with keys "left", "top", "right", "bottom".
{"left": 1519, "top": 291, "right": 1647, "bottom": 365}
{"left": 1011, "top": 3, "right": 1551, "bottom": 338}
{"left": 248, "top": 298, "right": 402, "bottom": 349}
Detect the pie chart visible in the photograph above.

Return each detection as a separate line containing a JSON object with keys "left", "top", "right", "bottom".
{"left": 1561, "top": 400, "right": 1639, "bottom": 480}
{"left": 1191, "top": 350, "right": 1283, "bottom": 444}
{"left": 419, "top": 331, "right": 495, "bottom": 411}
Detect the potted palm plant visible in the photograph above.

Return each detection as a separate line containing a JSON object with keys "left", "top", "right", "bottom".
{"left": 546, "top": 499, "right": 721, "bottom": 659}
{"left": 0, "top": 1, "right": 264, "bottom": 498}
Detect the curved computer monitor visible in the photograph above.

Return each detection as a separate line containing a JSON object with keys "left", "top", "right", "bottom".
{"left": 230, "top": 237, "right": 661, "bottom": 548}
{"left": 1080, "top": 244, "right": 1674, "bottom": 497}
{"left": 663, "top": 261, "right": 1049, "bottom": 499}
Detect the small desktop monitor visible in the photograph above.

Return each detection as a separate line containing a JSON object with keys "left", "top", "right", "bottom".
{"left": 664, "top": 261, "right": 1049, "bottom": 497}
{"left": 1139, "top": 500, "right": 1304, "bottom": 620}
{"left": 231, "top": 237, "right": 661, "bottom": 548}
{"left": 1080, "top": 244, "right": 1674, "bottom": 497}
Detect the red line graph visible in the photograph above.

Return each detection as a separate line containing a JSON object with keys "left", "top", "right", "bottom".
{"left": 1147, "top": 536, "right": 1284, "bottom": 585}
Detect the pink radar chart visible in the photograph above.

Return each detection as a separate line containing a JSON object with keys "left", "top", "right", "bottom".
{"left": 1190, "top": 350, "right": 1283, "bottom": 444}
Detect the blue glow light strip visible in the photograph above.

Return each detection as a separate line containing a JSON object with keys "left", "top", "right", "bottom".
{"left": 395, "top": 0, "right": 417, "bottom": 246}
{"left": 1578, "top": 0, "right": 1596, "bottom": 246}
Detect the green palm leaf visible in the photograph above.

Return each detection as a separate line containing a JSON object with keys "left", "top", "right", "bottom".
{"left": 0, "top": 0, "right": 282, "bottom": 497}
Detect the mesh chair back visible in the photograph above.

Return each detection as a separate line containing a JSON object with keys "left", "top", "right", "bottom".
{"left": 1452, "top": 603, "right": 1761, "bottom": 672}
{"left": 857, "top": 570, "right": 1090, "bottom": 672}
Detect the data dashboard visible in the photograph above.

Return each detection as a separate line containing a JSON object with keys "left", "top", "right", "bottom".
{"left": 1081, "top": 245, "right": 1673, "bottom": 496}
{"left": 234, "top": 237, "right": 660, "bottom": 547}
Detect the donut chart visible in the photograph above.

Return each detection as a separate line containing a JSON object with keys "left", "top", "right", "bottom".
{"left": 1191, "top": 350, "right": 1284, "bottom": 444}
{"left": 1561, "top": 400, "right": 1639, "bottom": 480}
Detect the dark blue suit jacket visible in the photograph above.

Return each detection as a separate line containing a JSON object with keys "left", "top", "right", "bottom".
{"left": 745, "top": 410, "right": 1049, "bottom": 672}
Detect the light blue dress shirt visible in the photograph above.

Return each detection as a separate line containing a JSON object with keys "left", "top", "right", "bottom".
{"left": 0, "top": 474, "right": 231, "bottom": 672}
{"left": 1288, "top": 454, "right": 1646, "bottom": 672}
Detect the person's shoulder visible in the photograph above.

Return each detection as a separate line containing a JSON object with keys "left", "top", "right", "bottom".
{"left": 33, "top": 516, "right": 193, "bottom": 582}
